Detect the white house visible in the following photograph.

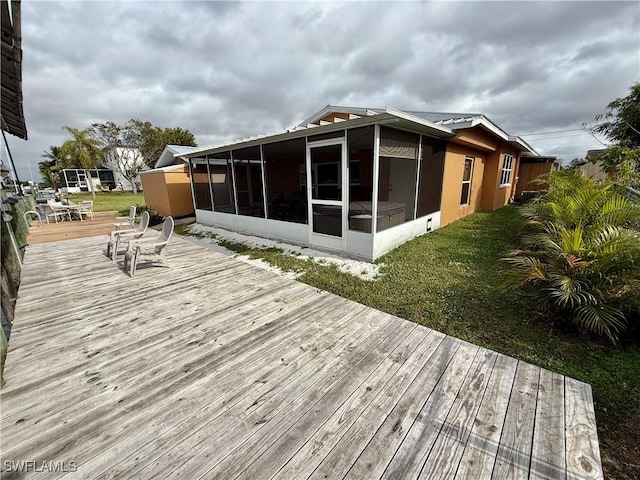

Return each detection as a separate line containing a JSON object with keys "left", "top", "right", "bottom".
{"left": 59, "top": 147, "right": 146, "bottom": 193}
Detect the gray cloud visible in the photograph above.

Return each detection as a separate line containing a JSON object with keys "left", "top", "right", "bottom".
{"left": 5, "top": 0, "right": 640, "bottom": 181}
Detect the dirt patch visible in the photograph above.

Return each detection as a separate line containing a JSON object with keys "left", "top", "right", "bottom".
{"left": 601, "top": 412, "right": 640, "bottom": 479}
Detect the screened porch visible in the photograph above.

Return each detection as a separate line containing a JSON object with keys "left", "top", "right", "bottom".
{"left": 187, "top": 114, "right": 452, "bottom": 261}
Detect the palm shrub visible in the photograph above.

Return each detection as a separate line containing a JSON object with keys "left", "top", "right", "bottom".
{"left": 500, "top": 171, "right": 640, "bottom": 342}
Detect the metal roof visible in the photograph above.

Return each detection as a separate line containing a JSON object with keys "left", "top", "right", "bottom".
{"left": 299, "top": 105, "right": 538, "bottom": 155}
{"left": 1, "top": 0, "right": 27, "bottom": 140}
{"left": 182, "top": 105, "right": 539, "bottom": 159}
{"left": 155, "top": 144, "right": 200, "bottom": 168}
{"left": 182, "top": 109, "right": 456, "bottom": 159}
{"left": 299, "top": 105, "right": 485, "bottom": 129}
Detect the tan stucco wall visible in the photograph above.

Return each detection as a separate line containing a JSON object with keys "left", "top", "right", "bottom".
{"left": 453, "top": 128, "right": 499, "bottom": 152}
{"left": 479, "top": 146, "right": 520, "bottom": 211}
{"left": 141, "top": 166, "right": 194, "bottom": 217}
{"left": 440, "top": 143, "right": 486, "bottom": 227}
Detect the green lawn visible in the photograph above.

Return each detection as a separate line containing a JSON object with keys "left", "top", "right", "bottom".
{"left": 177, "top": 205, "right": 639, "bottom": 478}
{"left": 66, "top": 192, "right": 145, "bottom": 216}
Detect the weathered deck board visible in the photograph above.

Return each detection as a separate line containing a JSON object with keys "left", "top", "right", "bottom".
{"left": 454, "top": 354, "right": 518, "bottom": 479}
{"left": 530, "top": 369, "right": 566, "bottom": 480}
{"left": 565, "top": 377, "right": 603, "bottom": 479}
{"left": 491, "top": 362, "right": 540, "bottom": 479}
{"left": 0, "top": 235, "right": 603, "bottom": 479}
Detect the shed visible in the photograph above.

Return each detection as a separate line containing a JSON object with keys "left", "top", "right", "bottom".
{"left": 140, "top": 145, "right": 199, "bottom": 218}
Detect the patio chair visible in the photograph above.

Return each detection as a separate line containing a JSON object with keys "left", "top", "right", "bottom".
{"left": 106, "top": 211, "right": 150, "bottom": 260}
{"left": 114, "top": 206, "right": 137, "bottom": 230}
{"left": 123, "top": 216, "right": 174, "bottom": 277}
{"left": 41, "top": 202, "right": 71, "bottom": 223}
{"left": 78, "top": 200, "right": 94, "bottom": 220}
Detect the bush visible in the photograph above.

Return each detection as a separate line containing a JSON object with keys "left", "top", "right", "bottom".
{"left": 500, "top": 171, "right": 640, "bottom": 342}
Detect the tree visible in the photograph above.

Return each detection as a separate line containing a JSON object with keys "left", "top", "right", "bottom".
{"left": 566, "top": 157, "right": 587, "bottom": 170}
{"left": 597, "top": 145, "right": 640, "bottom": 188}
{"left": 129, "top": 120, "right": 197, "bottom": 168}
{"left": 590, "top": 84, "right": 640, "bottom": 188}
{"left": 39, "top": 145, "right": 64, "bottom": 188}
{"left": 595, "top": 83, "right": 640, "bottom": 147}
{"left": 90, "top": 120, "right": 147, "bottom": 194}
{"left": 500, "top": 171, "right": 640, "bottom": 342}
{"left": 59, "top": 126, "right": 104, "bottom": 198}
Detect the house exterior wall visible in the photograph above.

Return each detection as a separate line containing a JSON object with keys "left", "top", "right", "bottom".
{"left": 579, "top": 162, "right": 608, "bottom": 181}
{"left": 372, "top": 213, "right": 440, "bottom": 259}
{"left": 453, "top": 128, "right": 498, "bottom": 152}
{"left": 141, "top": 166, "right": 194, "bottom": 217}
{"left": 187, "top": 116, "right": 534, "bottom": 261}
{"left": 480, "top": 146, "right": 520, "bottom": 211}
{"left": 440, "top": 142, "right": 486, "bottom": 227}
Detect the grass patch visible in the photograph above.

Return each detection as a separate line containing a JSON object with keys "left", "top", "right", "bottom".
{"left": 65, "top": 192, "right": 145, "bottom": 215}
{"left": 178, "top": 207, "right": 638, "bottom": 477}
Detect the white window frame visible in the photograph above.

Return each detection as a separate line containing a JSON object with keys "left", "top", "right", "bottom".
{"left": 461, "top": 156, "right": 474, "bottom": 206}
{"left": 500, "top": 153, "right": 514, "bottom": 187}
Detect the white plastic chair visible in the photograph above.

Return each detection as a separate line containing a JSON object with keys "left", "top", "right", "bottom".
{"left": 106, "top": 211, "right": 150, "bottom": 260}
{"left": 114, "top": 206, "right": 136, "bottom": 230}
{"left": 123, "top": 216, "right": 174, "bottom": 277}
{"left": 42, "top": 201, "right": 71, "bottom": 223}
{"left": 78, "top": 200, "right": 94, "bottom": 220}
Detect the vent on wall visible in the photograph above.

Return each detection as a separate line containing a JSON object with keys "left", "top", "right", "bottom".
{"left": 426, "top": 218, "right": 432, "bottom": 232}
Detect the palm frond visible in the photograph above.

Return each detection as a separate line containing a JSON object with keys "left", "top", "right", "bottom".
{"left": 573, "top": 304, "right": 626, "bottom": 343}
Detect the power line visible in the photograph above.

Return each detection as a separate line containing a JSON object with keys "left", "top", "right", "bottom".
{"left": 518, "top": 124, "right": 607, "bottom": 137}
{"left": 519, "top": 128, "right": 584, "bottom": 136}
{"left": 526, "top": 133, "right": 596, "bottom": 141}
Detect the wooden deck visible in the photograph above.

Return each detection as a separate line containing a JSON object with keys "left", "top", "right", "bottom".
{"left": 1, "top": 235, "right": 602, "bottom": 479}
{"left": 26, "top": 211, "right": 118, "bottom": 244}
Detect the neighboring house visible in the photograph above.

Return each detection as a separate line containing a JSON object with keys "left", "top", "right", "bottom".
{"left": 140, "top": 145, "right": 199, "bottom": 217}
{"left": 515, "top": 154, "right": 559, "bottom": 199}
{"left": 180, "top": 105, "right": 540, "bottom": 261}
{"left": 580, "top": 149, "right": 610, "bottom": 181}
{"left": 59, "top": 167, "right": 117, "bottom": 192}
{"left": 59, "top": 147, "right": 146, "bottom": 193}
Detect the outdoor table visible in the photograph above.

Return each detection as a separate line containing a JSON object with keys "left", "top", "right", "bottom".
{"left": 64, "top": 204, "right": 84, "bottom": 221}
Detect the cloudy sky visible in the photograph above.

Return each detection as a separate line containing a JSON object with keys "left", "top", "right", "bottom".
{"left": 4, "top": 0, "right": 640, "bottom": 181}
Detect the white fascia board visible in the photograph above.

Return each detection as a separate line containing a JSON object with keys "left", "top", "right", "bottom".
{"left": 298, "top": 105, "right": 376, "bottom": 127}
{"left": 508, "top": 136, "right": 538, "bottom": 154}
{"left": 140, "top": 164, "right": 186, "bottom": 175}
{"left": 463, "top": 117, "right": 538, "bottom": 154}
{"left": 181, "top": 114, "right": 403, "bottom": 159}
{"left": 297, "top": 105, "right": 334, "bottom": 126}
{"left": 154, "top": 148, "right": 175, "bottom": 168}
{"left": 470, "top": 117, "right": 510, "bottom": 141}
{"left": 384, "top": 107, "right": 454, "bottom": 136}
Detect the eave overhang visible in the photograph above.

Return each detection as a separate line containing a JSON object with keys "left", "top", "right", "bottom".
{"left": 1, "top": 0, "right": 27, "bottom": 140}
{"left": 182, "top": 110, "right": 455, "bottom": 161}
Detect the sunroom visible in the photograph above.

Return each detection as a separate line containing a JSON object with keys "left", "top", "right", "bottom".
{"left": 183, "top": 109, "right": 456, "bottom": 261}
